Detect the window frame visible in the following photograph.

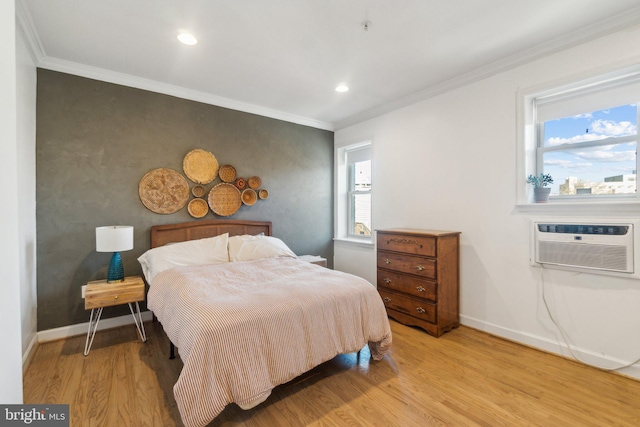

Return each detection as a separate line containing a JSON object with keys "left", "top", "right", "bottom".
{"left": 516, "top": 63, "right": 640, "bottom": 213}
{"left": 347, "top": 158, "right": 372, "bottom": 239}
{"left": 334, "top": 140, "right": 373, "bottom": 245}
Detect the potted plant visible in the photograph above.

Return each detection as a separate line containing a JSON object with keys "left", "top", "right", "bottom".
{"left": 527, "top": 173, "right": 554, "bottom": 203}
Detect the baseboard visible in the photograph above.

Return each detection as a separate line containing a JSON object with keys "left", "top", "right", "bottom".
{"left": 460, "top": 315, "right": 640, "bottom": 381}
{"left": 37, "top": 310, "right": 154, "bottom": 343}
{"left": 22, "top": 334, "right": 38, "bottom": 374}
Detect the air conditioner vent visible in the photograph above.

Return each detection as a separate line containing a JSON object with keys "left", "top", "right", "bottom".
{"left": 538, "top": 241, "right": 628, "bottom": 272}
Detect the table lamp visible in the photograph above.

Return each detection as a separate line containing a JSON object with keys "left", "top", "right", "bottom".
{"left": 96, "top": 225, "right": 134, "bottom": 283}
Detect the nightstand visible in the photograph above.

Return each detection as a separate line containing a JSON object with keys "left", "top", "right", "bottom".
{"left": 298, "top": 255, "right": 328, "bottom": 267}
{"left": 84, "top": 275, "right": 147, "bottom": 356}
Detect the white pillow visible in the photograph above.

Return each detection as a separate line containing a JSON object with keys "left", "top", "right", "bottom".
{"left": 138, "top": 233, "right": 229, "bottom": 283}
{"left": 228, "top": 234, "right": 297, "bottom": 262}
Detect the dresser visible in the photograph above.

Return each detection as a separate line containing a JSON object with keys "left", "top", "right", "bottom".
{"left": 377, "top": 228, "right": 460, "bottom": 337}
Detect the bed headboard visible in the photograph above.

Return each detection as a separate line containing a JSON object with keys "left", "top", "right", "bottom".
{"left": 150, "top": 220, "right": 272, "bottom": 248}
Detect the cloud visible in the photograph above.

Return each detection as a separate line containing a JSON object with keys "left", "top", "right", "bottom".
{"left": 591, "top": 119, "right": 636, "bottom": 136}
{"left": 573, "top": 112, "right": 592, "bottom": 119}
{"left": 547, "top": 119, "right": 637, "bottom": 145}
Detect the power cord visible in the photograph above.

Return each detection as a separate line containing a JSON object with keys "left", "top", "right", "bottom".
{"left": 539, "top": 264, "right": 640, "bottom": 372}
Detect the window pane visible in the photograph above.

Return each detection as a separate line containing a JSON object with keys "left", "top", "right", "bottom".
{"left": 543, "top": 104, "right": 637, "bottom": 147}
{"left": 350, "top": 193, "right": 372, "bottom": 236}
{"left": 541, "top": 103, "right": 637, "bottom": 197}
{"left": 351, "top": 160, "right": 371, "bottom": 191}
{"left": 543, "top": 142, "right": 637, "bottom": 196}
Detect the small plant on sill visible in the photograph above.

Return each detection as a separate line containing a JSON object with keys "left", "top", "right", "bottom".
{"left": 526, "top": 173, "right": 554, "bottom": 188}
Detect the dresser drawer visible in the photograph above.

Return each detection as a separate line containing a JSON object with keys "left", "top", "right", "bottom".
{"left": 378, "top": 289, "right": 436, "bottom": 323}
{"left": 377, "top": 252, "right": 436, "bottom": 279}
{"left": 377, "top": 269, "right": 437, "bottom": 301}
{"left": 377, "top": 232, "right": 436, "bottom": 257}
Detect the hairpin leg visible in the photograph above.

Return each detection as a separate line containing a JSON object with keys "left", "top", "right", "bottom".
{"left": 128, "top": 302, "right": 147, "bottom": 342}
{"left": 84, "top": 307, "right": 103, "bottom": 356}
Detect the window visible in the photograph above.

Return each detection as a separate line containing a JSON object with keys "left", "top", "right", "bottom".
{"left": 520, "top": 66, "right": 640, "bottom": 204}
{"left": 347, "top": 145, "right": 372, "bottom": 237}
{"left": 335, "top": 141, "right": 372, "bottom": 243}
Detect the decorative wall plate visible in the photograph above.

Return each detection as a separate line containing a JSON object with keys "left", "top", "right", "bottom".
{"left": 208, "top": 183, "right": 242, "bottom": 216}
{"left": 139, "top": 168, "right": 190, "bottom": 214}
{"left": 183, "top": 149, "right": 219, "bottom": 184}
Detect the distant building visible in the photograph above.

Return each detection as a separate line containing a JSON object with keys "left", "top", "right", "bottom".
{"left": 559, "top": 173, "right": 636, "bottom": 195}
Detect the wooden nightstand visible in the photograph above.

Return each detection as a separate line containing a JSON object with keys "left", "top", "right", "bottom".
{"left": 84, "top": 275, "right": 147, "bottom": 356}
{"left": 298, "top": 255, "right": 328, "bottom": 267}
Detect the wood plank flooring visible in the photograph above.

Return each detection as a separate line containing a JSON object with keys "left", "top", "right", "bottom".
{"left": 24, "top": 320, "right": 640, "bottom": 426}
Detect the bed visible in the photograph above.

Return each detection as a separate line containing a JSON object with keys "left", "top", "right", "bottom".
{"left": 140, "top": 220, "right": 392, "bottom": 427}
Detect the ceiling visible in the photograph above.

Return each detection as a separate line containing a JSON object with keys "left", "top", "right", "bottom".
{"left": 19, "top": 0, "right": 640, "bottom": 130}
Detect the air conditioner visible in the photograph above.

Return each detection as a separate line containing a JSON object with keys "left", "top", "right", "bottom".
{"left": 533, "top": 221, "right": 635, "bottom": 277}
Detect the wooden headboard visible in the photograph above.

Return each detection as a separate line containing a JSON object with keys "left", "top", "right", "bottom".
{"left": 150, "top": 220, "right": 272, "bottom": 248}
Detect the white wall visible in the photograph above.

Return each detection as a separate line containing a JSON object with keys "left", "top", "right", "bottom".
{"left": 17, "top": 12, "right": 38, "bottom": 360}
{"left": 0, "top": 0, "right": 25, "bottom": 403}
{"left": 335, "top": 25, "right": 640, "bottom": 379}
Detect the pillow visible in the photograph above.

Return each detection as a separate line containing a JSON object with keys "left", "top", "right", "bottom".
{"left": 228, "top": 234, "right": 297, "bottom": 262}
{"left": 138, "top": 233, "right": 229, "bottom": 283}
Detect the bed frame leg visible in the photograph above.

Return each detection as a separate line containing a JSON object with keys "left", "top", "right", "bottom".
{"left": 170, "top": 342, "right": 175, "bottom": 360}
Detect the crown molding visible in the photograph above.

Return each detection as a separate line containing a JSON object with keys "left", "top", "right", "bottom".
{"left": 334, "top": 5, "right": 640, "bottom": 130}
{"left": 15, "top": 0, "right": 45, "bottom": 64}
{"left": 36, "top": 57, "right": 335, "bottom": 131}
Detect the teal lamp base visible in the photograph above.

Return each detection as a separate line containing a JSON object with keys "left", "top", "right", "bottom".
{"left": 107, "top": 252, "right": 125, "bottom": 283}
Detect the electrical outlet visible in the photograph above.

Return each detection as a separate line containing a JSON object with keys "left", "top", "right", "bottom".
{"left": 81, "top": 285, "right": 87, "bottom": 299}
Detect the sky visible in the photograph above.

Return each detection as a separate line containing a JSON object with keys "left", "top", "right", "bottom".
{"left": 542, "top": 104, "right": 637, "bottom": 195}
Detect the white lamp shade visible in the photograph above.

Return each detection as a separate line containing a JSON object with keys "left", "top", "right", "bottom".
{"left": 96, "top": 226, "right": 134, "bottom": 252}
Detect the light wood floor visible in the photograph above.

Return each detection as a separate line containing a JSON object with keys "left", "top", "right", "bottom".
{"left": 24, "top": 320, "right": 640, "bottom": 426}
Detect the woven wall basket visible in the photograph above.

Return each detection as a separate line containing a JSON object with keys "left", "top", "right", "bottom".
{"left": 241, "top": 188, "right": 257, "bottom": 206}
{"left": 139, "top": 168, "right": 190, "bottom": 214}
{"left": 187, "top": 198, "right": 209, "bottom": 218}
{"left": 208, "top": 183, "right": 242, "bottom": 216}
{"left": 248, "top": 176, "right": 262, "bottom": 189}
{"left": 183, "top": 149, "right": 219, "bottom": 184}
{"left": 219, "top": 164, "right": 237, "bottom": 183}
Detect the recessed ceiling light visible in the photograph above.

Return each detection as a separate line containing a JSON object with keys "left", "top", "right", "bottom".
{"left": 335, "top": 84, "right": 349, "bottom": 93}
{"left": 177, "top": 32, "right": 198, "bottom": 46}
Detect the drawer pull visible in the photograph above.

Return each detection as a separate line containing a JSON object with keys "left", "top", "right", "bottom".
{"left": 383, "top": 297, "right": 391, "bottom": 303}
{"left": 384, "top": 278, "right": 391, "bottom": 284}
{"left": 416, "top": 265, "right": 425, "bottom": 271}
{"left": 385, "top": 258, "right": 391, "bottom": 264}
{"left": 114, "top": 295, "right": 119, "bottom": 299}
{"left": 416, "top": 286, "right": 425, "bottom": 292}
{"left": 386, "top": 238, "right": 423, "bottom": 248}
{"left": 416, "top": 307, "right": 426, "bottom": 314}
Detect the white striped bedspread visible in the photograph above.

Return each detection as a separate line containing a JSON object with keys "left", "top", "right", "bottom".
{"left": 148, "top": 257, "right": 392, "bottom": 427}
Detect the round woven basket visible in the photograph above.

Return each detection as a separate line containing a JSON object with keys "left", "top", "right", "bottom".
{"left": 139, "top": 168, "right": 190, "bottom": 214}
{"left": 192, "top": 185, "right": 206, "bottom": 198}
{"left": 208, "top": 183, "right": 242, "bottom": 216}
{"left": 248, "top": 176, "right": 262, "bottom": 189}
{"left": 219, "top": 164, "right": 237, "bottom": 183}
{"left": 242, "top": 188, "right": 258, "bottom": 206}
{"left": 234, "top": 177, "right": 246, "bottom": 190}
{"left": 183, "top": 149, "right": 219, "bottom": 184}
{"left": 258, "top": 189, "right": 269, "bottom": 200}
{"left": 187, "top": 198, "right": 209, "bottom": 218}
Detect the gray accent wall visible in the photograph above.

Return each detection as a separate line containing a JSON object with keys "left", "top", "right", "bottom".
{"left": 36, "top": 69, "right": 334, "bottom": 331}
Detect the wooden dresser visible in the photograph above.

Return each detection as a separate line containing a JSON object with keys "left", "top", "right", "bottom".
{"left": 377, "top": 228, "right": 460, "bottom": 337}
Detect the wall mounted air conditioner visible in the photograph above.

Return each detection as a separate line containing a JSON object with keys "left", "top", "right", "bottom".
{"left": 532, "top": 221, "right": 638, "bottom": 278}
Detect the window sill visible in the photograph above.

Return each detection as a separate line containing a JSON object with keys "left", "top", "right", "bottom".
{"left": 514, "top": 199, "right": 640, "bottom": 216}
{"left": 333, "top": 237, "right": 374, "bottom": 248}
